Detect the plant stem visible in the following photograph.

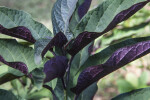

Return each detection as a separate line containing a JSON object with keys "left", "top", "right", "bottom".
{"left": 61, "top": 78, "right": 66, "bottom": 90}
{"left": 66, "top": 56, "right": 74, "bottom": 85}
{"left": 43, "top": 85, "right": 58, "bottom": 100}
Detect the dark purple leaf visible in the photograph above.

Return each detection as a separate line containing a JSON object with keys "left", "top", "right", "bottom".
{"left": 44, "top": 56, "right": 68, "bottom": 83}
{"left": 68, "top": 32, "right": 99, "bottom": 56}
{"left": 71, "top": 65, "right": 104, "bottom": 95}
{"left": 71, "top": 40, "right": 150, "bottom": 94}
{"left": 0, "top": 24, "right": 36, "bottom": 43}
{"left": 42, "top": 32, "right": 68, "bottom": 58}
{"left": 88, "top": 42, "right": 94, "bottom": 55}
{"left": 68, "top": 1, "right": 149, "bottom": 56}
{"left": 0, "top": 55, "right": 28, "bottom": 75}
{"left": 78, "top": 0, "right": 92, "bottom": 19}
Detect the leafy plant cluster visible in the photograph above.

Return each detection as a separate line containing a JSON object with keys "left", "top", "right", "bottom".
{"left": 0, "top": 0, "right": 150, "bottom": 100}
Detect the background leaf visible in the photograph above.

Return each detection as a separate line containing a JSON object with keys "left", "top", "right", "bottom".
{"left": 112, "top": 87, "right": 150, "bottom": 100}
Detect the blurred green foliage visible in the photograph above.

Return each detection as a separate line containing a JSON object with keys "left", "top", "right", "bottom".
{"left": 0, "top": 0, "right": 55, "bottom": 20}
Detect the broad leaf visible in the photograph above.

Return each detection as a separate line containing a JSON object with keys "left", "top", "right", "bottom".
{"left": 0, "top": 39, "right": 39, "bottom": 76}
{"left": 44, "top": 56, "right": 68, "bottom": 82}
{"left": 71, "top": 39, "right": 150, "bottom": 94}
{"left": 52, "top": 0, "right": 78, "bottom": 40}
{"left": 68, "top": 0, "right": 149, "bottom": 55}
{"left": 0, "top": 89, "right": 18, "bottom": 100}
{"left": 0, "top": 7, "right": 52, "bottom": 40}
{"left": 100, "top": 20, "right": 150, "bottom": 46}
{"left": 0, "top": 25, "right": 36, "bottom": 43}
{"left": 112, "top": 87, "right": 150, "bottom": 100}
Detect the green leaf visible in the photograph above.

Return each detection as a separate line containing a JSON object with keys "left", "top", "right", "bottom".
{"left": 54, "top": 79, "right": 65, "bottom": 100}
{"left": 45, "top": 78, "right": 58, "bottom": 90}
{"left": 69, "top": 43, "right": 91, "bottom": 89}
{"left": 77, "top": 82, "right": 98, "bottom": 100}
{"left": 52, "top": 0, "right": 78, "bottom": 40}
{"left": 0, "top": 7, "right": 52, "bottom": 40}
{"left": 34, "top": 38, "right": 51, "bottom": 65}
{"left": 0, "top": 39, "right": 39, "bottom": 76}
{"left": 74, "top": 0, "right": 148, "bottom": 35}
{"left": 71, "top": 43, "right": 91, "bottom": 76}
{"left": 31, "top": 68, "right": 46, "bottom": 90}
{"left": 27, "top": 88, "right": 53, "bottom": 100}
{"left": 112, "top": 87, "right": 150, "bottom": 100}
{"left": 0, "top": 89, "right": 18, "bottom": 100}
{"left": 11, "top": 79, "right": 27, "bottom": 99}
